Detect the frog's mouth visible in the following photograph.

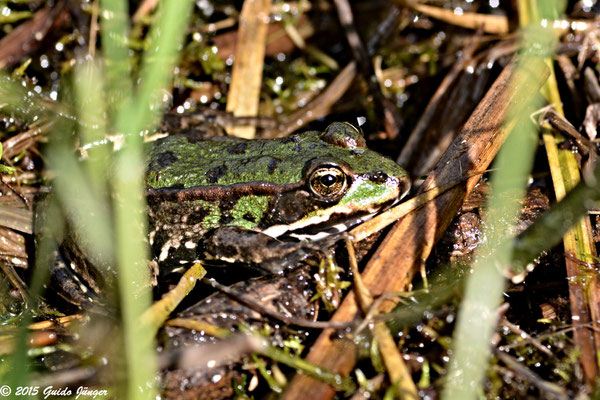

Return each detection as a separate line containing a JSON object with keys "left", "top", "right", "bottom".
{"left": 263, "top": 200, "right": 394, "bottom": 242}
{"left": 284, "top": 213, "right": 376, "bottom": 241}
{"left": 262, "top": 174, "right": 409, "bottom": 241}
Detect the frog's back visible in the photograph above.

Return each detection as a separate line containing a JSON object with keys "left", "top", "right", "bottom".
{"left": 146, "top": 133, "right": 333, "bottom": 189}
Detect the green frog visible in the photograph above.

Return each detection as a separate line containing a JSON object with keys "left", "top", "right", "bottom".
{"left": 50, "top": 122, "right": 410, "bottom": 306}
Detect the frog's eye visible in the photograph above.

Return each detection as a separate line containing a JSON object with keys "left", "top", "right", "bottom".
{"left": 309, "top": 166, "right": 348, "bottom": 200}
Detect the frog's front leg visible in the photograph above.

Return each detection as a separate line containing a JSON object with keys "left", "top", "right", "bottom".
{"left": 205, "top": 226, "right": 333, "bottom": 274}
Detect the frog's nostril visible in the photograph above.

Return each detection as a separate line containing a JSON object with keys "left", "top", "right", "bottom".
{"left": 370, "top": 171, "right": 388, "bottom": 184}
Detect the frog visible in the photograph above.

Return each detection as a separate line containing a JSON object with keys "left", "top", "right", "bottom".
{"left": 48, "top": 122, "right": 410, "bottom": 307}
{"left": 145, "top": 121, "right": 410, "bottom": 272}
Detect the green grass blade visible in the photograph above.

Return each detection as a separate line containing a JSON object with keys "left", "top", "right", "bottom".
{"left": 441, "top": 5, "right": 559, "bottom": 398}
{"left": 108, "top": 2, "right": 194, "bottom": 398}
{"left": 99, "top": 0, "right": 132, "bottom": 107}
{"left": 115, "top": 0, "right": 194, "bottom": 135}
{"left": 442, "top": 105, "right": 542, "bottom": 400}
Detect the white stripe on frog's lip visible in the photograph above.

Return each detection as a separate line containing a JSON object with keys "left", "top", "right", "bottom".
{"left": 288, "top": 214, "right": 375, "bottom": 241}
{"left": 262, "top": 205, "right": 359, "bottom": 239}
{"left": 289, "top": 231, "right": 331, "bottom": 241}
{"left": 262, "top": 205, "right": 380, "bottom": 239}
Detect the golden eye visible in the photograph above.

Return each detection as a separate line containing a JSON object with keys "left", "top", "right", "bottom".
{"left": 309, "top": 166, "right": 347, "bottom": 199}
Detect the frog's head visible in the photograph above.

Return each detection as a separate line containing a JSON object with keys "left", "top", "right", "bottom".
{"left": 263, "top": 122, "right": 410, "bottom": 239}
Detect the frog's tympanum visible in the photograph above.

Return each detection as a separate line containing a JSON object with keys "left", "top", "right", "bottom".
{"left": 51, "top": 122, "right": 410, "bottom": 306}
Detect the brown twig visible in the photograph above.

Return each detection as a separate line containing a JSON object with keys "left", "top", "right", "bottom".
{"left": 0, "top": 179, "right": 31, "bottom": 210}
{"left": 397, "top": 30, "right": 483, "bottom": 176}
{"left": 0, "top": 260, "right": 29, "bottom": 304}
{"left": 132, "top": 0, "right": 158, "bottom": 22}
{"left": 494, "top": 349, "right": 569, "bottom": 400}
{"left": 501, "top": 318, "right": 553, "bottom": 356}
{"left": 28, "top": 315, "right": 84, "bottom": 330}
{"left": 392, "top": 0, "right": 509, "bottom": 34}
{"left": 0, "top": 0, "right": 69, "bottom": 68}
{"left": 333, "top": 0, "right": 402, "bottom": 139}
{"left": 543, "top": 109, "right": 594, "bottom": 156}
{"left": 265, "top": 62, "right": 357, "bottom": 138}
{"left": 225, "top": 0, "right": 272, "bottom": 139}
{"left": 264, "top": 7, "right": 402, "bottom": 138}
{"left": 201, "top": 277, "right": 354, "bottom": 330}
{"left": 345, "top": 239, "right": 418, "bottom": 397}
{"left": 1, "top": 121, "right": 53, "bottom": 160}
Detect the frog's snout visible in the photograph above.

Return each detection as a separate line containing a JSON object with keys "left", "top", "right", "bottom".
{"left": 398, "top": 176, "right": 411, "bottom": 199}
{"left": 366, "top": 170, "right": 411, "bottom": 200}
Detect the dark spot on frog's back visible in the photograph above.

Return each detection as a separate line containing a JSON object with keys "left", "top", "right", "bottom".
{"left": 267, "top": 158, "right": 280, "bottom": 174}
{"left": 243, "top": 212, "right": 256, "bottom": 223}
{"left": 219, "top": 214, "right": 234, "bottom": 225}
{"left": 282, "top": 134, "right": 301, "bottom": 144}
{"left": 148, "top": 151, "right": 178, "bottom": 171}
{"left": 226, "top": 142, "right": 248, "bottom": 154}
{"left": 187, "top": 209, "right": 209, "bottom": 225}
{"left": 206, "top": 165, "right": 228, "bottom": 184}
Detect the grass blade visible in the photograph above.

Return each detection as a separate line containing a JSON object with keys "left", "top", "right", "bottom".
{"left": 441, "top": 15, "right": 556, "bottom": 400}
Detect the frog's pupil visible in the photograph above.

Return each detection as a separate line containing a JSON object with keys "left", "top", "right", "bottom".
{"left": 321, "top": 174, "right": 336, "bottom": 186}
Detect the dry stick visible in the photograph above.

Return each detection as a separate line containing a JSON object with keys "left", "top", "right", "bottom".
{"left": 333, "top": 0, "right": 402, "bottom": 139}
{"left": 1, "top": 122, "right": 52, "bottom": 160}
{"left": 266, "top": 7, "right": 402, "bottom": 138}
{"left": 392, "top": 0, "right": 509, "bottom": 34}
{"left": 201, "top": 277, "right": 354, "bottom": 330}
{"left": 0, "top": 260, "right": 29, "bottom": 304}
{"left": 140, "top": 263, "right": 206, "bottom": 332}
{"left": 268, "top": 62, "right": 357, "bottom": 138}
{"left": 500, "top": 318, "right": 552, "bottom": 356}
{"left": 0, "top": 180, "right": 31, "bottom": 212}
{"left": 282, "top": 58, "right": 549, "bottom": 400}
{"left": 544, "top": 109, "right": 598, "bottom": 180}
{"left": 541, "top": 54, "right": 600, "bottom": 389}
{"left": 521, "top": 0, "right": 600, "bottom": 380}
{"left": 494, "top": 350, "right": 569, "bottom": 400}
{"left": 0, "top": 0, "right": 69, "bottom": 68}
{"left": 132, "top": 0, "right": 158, "bottom": 22}
{"left": 544, "top": 110, "right": 593, "bottom": 156}
{"left": 225, "top": 0, "right": 272, "bottom": 139}
{"left": 345, "top": 239, "right": 418, "bottom": 398}
{"left": 397, "top": 31, "right": 481, "bottom": 175}
{"left": 28, "top": 315, "right": 83, "bottom": 330}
